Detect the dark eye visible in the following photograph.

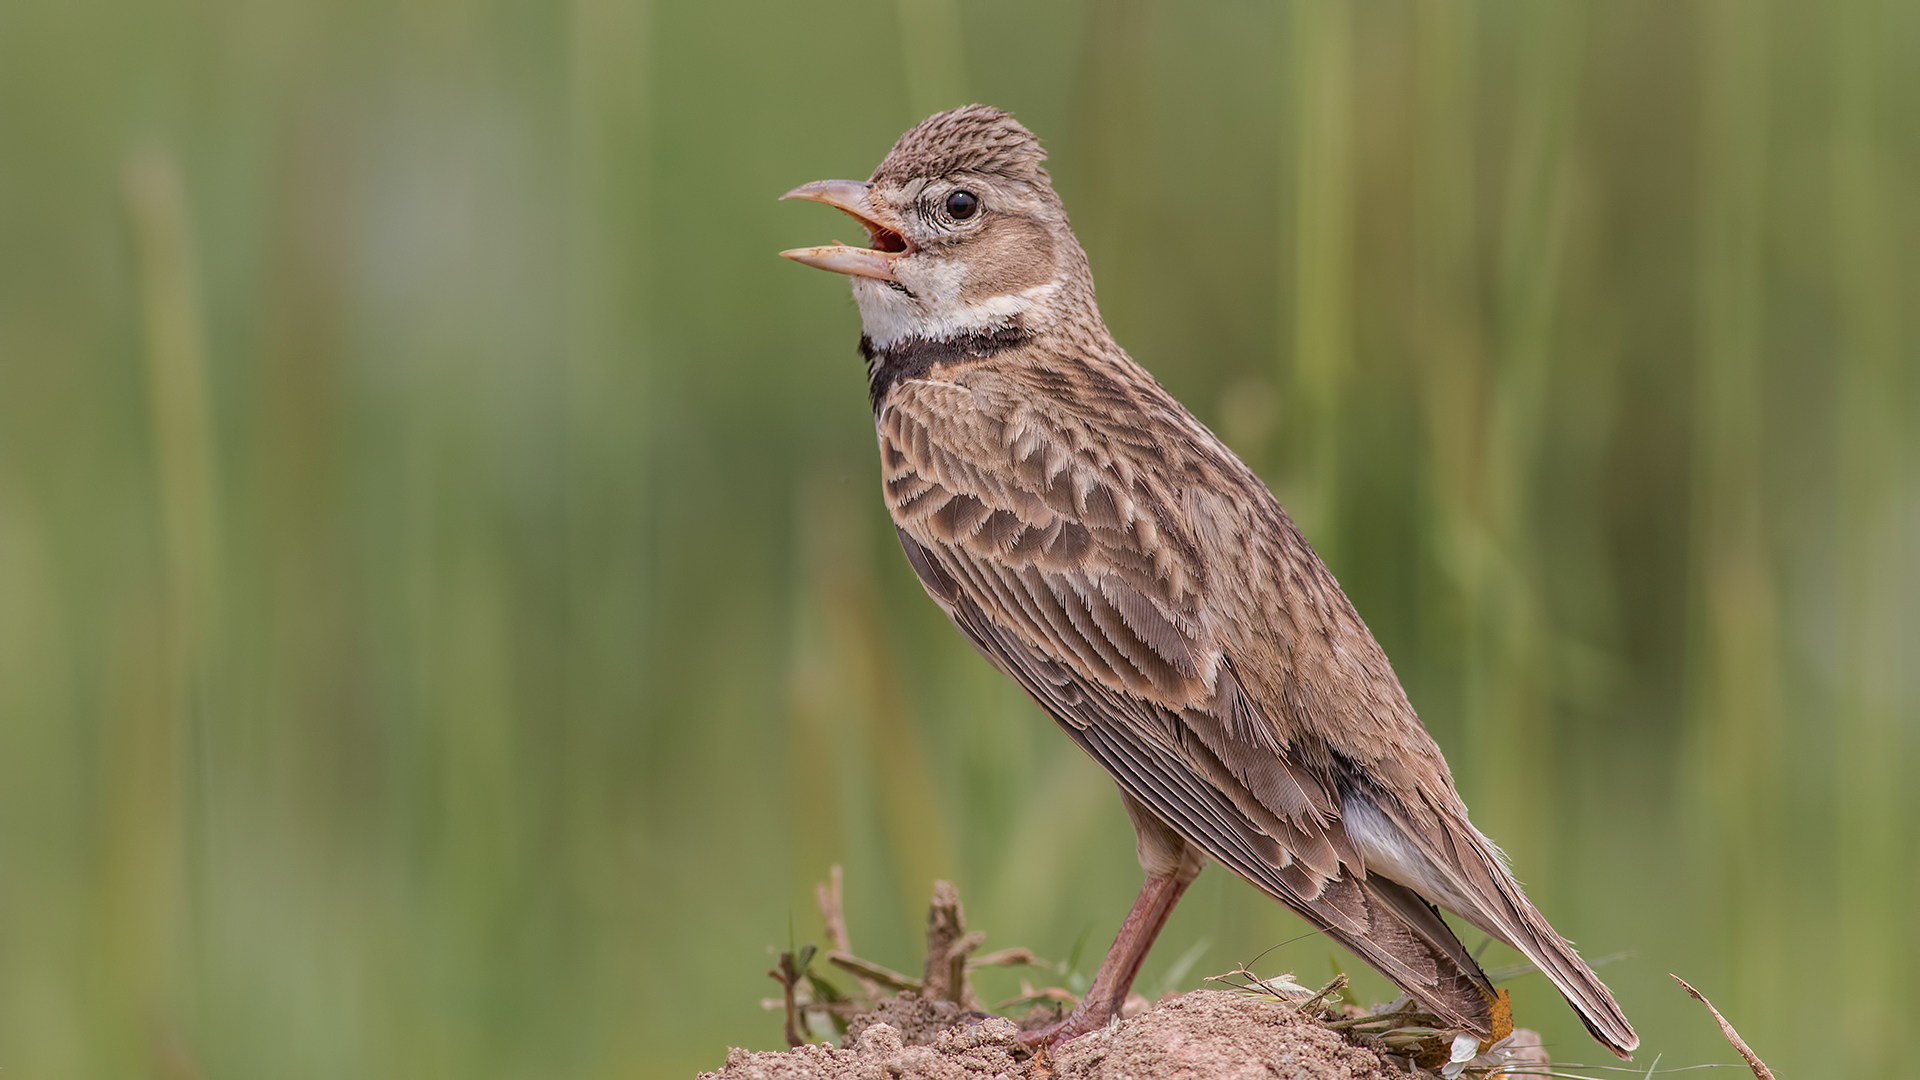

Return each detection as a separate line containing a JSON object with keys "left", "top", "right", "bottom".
{"left": 945, "top": 190, "right": 979, "bottom": 220}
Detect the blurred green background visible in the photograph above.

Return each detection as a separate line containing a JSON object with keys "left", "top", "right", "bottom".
{"left": 2, "top": 0, "right": 1915, "bottom": 1075}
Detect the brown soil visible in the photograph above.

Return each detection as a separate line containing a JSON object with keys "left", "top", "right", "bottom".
{"left": 701, "top": 1010, "right": 1025, "bottom": 1080}
{"left": 839, "top": 993, "right": 983, "bottom": 1049}
{"left": 699, "top": 989, "right": 1453, "bottom": 1079}
{"left": 1049, "top": 990, "right": 1393, "bottom": 1079}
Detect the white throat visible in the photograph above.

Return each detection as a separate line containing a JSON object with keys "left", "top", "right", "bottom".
{"left": 852, "top": 274, "right": 1060, "bottom": 350}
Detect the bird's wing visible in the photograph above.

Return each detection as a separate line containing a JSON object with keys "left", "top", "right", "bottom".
{"left": 878, "top": 376, "right": 1496, "bottom": 1034}
{"left": 878, "top": 377, "right": 1344, "bottom": 873}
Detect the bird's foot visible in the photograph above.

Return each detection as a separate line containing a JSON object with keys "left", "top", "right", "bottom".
{"left": 1014, "top": 1004, "right": 1111, "bottom": 1057}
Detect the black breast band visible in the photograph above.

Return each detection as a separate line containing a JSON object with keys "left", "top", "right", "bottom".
{"left": 862, "top": 323, "right": 1035, "bottom": 409}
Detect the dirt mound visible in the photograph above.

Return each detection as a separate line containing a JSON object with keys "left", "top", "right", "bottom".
{"left": 701, "top": 989, "right": 1451, "bottom": 1080}
{"left": 839, "top": 993, "right": 984, "bottom": 1049}
{"left": 702, "top": 1013, "right": 1025, "bottom": 1080}
{"left": 1049, "top": 990, "right": 1392, "bottom": 1079}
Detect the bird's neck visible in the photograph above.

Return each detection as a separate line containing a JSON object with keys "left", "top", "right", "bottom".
{"left": 852, "top": 272, "right": 1070, "bottom": 349}
{"left": 859, "top": 322, "right": 1036, "bottom": 411}
{"left": 853, "top": 266, "right": 1114, "bottom": 410}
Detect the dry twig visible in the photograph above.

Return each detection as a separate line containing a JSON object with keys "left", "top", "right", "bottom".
{"left": 1672, "top": 975, "right": 1774, "bottom": 1080}
{"left": 768, "top": 949, "right": 811, "bottom": 1047}
{"left": 826, "top": 951, "right": 923, "bottom": 993}
{"left": 1294, "top": 972, "right": 1349, "bottom": 1016}
{"left": 815, "top": 865, "right": 881, "bottom": 999}
{"left": 923, "top": 881, "right": 979, "bottom": 1006}
{"left": 970, "top": 947, "right": 1043, "bottom": 970}
{"left": 815, "top": 866, "right": 853, "bottom": 954}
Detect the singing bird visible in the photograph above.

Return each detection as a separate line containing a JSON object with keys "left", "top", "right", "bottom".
{"left": 779, "top": 105, "right": 1636, "bottom": 1059}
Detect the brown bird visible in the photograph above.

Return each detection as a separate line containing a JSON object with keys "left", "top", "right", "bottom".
{"left": 779, "top": 105, "right": 1637, "bottom": 1059}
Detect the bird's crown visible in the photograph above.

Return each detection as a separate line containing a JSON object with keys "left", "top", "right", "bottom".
{"left": 870, "top": 104, "right": 1050, "bottom": 188}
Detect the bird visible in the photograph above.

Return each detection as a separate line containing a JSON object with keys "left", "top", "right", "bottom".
{"left": 778, "top": 104, "right": 1637, "bottom": 1060}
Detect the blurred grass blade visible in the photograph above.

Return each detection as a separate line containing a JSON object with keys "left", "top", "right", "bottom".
{"left": 1287, "top": 0, "right": 1351, "bottom": 549}
{"left": 116, "top": 146, "right": 215, "bottom": 1074}
{"left": 126, "top": 149, "right": 221, "bottom": 649}
{"left": 1829, "top": 0, "right": 1905, "bottom": 1074}
{"left": 897, "top": 0, "right": 968, "bottom": 122}
{"left": 1686, "top": 0, "right": 1783, "bottom": 1034}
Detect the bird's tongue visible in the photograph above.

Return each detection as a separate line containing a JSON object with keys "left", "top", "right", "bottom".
{"left": 858, "top": 219, "right": 908, "bottom": 253}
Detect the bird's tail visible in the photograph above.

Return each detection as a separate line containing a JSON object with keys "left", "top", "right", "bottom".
{"left": 1402, "top": 809, "right": 1641, "bottom": 1059}
{"left": 1270, "top": 870, "right": 1498, "bottom": 1039}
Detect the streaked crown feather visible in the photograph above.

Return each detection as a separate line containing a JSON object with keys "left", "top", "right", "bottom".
{"left": 870, "top": 104, "right": 1050, "bottom": 187}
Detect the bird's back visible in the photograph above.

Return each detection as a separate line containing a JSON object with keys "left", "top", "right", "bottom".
{"left": 878, "top": 336, "right": 1458, "bottom": 810}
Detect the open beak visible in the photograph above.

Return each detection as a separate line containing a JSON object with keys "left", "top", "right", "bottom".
{"left": 778, "top": 179, "right": 911, "bottom": 282}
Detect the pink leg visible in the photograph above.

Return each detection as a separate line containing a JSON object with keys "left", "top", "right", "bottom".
{"left": 1019, "top": 871, "right": 1194, "bottom": 1052}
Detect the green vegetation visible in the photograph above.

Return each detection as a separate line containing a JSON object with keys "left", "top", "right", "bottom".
{"left": 0, "top": 1, "right": 1913, "bottom": 1076}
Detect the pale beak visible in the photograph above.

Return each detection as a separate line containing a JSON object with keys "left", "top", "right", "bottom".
{"left": 779, "top": 179, "right": 911, "bottom": 282}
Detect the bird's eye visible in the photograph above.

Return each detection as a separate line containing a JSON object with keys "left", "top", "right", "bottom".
{"left": 945, "top": 190, "right": 979, "bottom": 220}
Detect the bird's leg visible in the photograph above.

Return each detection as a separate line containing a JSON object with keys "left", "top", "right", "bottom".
{"left": 1018, "top": 871, "right": 1194, "bottom": 1052}
{"left": 1079, "top": 871, "right": 1192, "bottom": 1025}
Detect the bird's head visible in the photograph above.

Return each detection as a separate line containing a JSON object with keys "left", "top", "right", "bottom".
{"left": 780, "top": 105, "right": 1098, "bottom": 351}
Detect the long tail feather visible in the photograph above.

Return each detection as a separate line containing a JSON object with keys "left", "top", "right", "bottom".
{"left": 1371, "top": 798, "right": 1640, "bottom": 1058}
{"left": 1303, "top": 874, "right": 1496, "bottom": 1038}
